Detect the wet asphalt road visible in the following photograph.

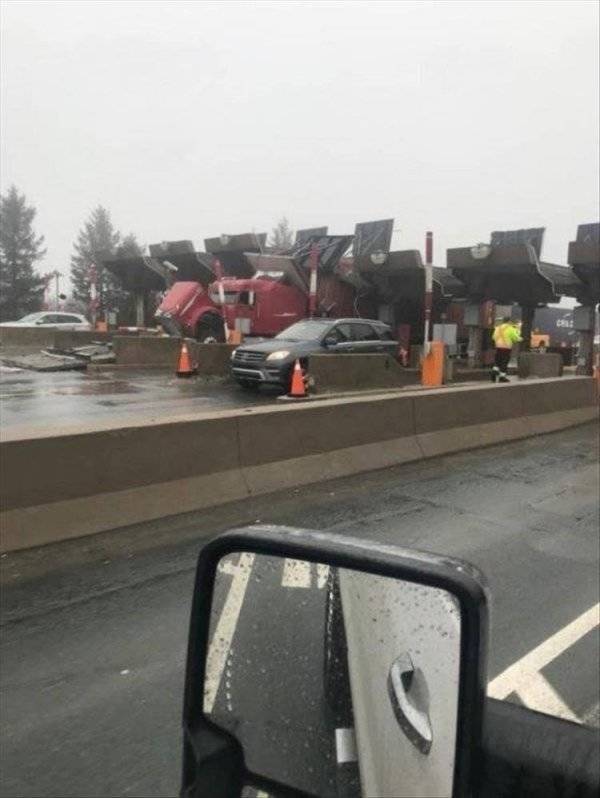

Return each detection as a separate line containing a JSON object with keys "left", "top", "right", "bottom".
{"left": 0, "top": 367, "right": 277, "bottom": 431}
{"left": 0, "top": 424, "right": 598, "bottom": 797}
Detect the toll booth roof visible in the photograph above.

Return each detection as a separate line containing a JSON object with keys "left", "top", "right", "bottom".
{"left": 447, "top": 244, "right": 582, "bottom": 305}
{"left": 355, "top": 250, "right": 466, "bottom": 302}
{"left": 567, "top": 223, "right": 600, "bottom": 302}
{"left": 204, "top": 233, "right": 267, "bottom": 254}
{"left": 287, "top": 235, "right": 354, "bottom": 273}
{"left": 102, "top": 257, "right": 166, "bottom": 292}
{"left": 244, "top": 253, "right": 308, "bottom": 294}
{"left": 103, "top": 252, "right": 215, "bottom": 290}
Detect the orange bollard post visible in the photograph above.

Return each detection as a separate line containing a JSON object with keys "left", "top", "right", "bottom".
{"left": 421, "top": 341, "right": 445, "bottom": 387}
{"left": 227, "top": 329, "right": 243, "bottom": 345}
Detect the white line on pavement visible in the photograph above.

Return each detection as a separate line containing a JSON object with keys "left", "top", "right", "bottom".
{"left": 282, "top": 558, "right": 311, "bottom": 588}
{"left": 516, "top": 673, "right": 580, "bottom": 722}
{"left": 488, "top": 602, "right": 599, "bottom": 720}
{"left": 317, "top": 564, "right": 330, "bottom": 589}
{"left": 204, "top": 552, "right": 255, "bottom": 714}
{"left": 335, "top": 727, "right": 358, "bottom": 764}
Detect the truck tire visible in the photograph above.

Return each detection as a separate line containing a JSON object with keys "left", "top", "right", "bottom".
{"left": 195, "top": 314, "right": 225, "bottom": 344}
{"left": 238, "top": 380, "right": 260, "bottom": 391}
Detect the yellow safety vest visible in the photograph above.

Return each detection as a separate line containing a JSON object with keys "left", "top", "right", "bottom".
{"left": 493, "top": 323, "right": 521, "bottom": 349}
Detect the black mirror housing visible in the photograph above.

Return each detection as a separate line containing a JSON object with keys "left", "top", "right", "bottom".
{"left": 181, "top": 526, "right": 489, "bottom": 798}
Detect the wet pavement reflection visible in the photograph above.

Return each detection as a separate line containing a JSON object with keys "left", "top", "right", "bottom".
{"left": 0, "top": 367, "right": 278, "bottom": 431}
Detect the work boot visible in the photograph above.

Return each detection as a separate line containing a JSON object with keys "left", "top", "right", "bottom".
{"left": 491, "top": 366, "right": 500, "bottom": 383}
{"left": 499, "top": 375, "right": 510, "bottom": 383}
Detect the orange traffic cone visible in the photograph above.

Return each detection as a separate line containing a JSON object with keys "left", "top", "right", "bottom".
{"left": 176, "top": 340, "right": 197, "bottom": 378}
{"left": 289, "top": 359, "right": 307, "bottom": 398}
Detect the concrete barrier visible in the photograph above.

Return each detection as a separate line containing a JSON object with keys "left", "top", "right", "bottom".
{"left": 0, "top": 328, "right": 114, "bottom": 350}
{"left": 518, "top": 353, "right": 563, "bottom": 379}
{"left": 0, "top": 329, "right": 117, "bottom": 361}
{"left": 1, "top": 377, "right": 597, "bottom": 551}
{"left": 113, "top": 336, "right": 236, "bottom": 375}
{"left": 309, "top": 353, "right": 418, "bottom": 393}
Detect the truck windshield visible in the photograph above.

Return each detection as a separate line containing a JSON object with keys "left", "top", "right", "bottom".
{"left": 275, "top": 320, "right": 332, "bottom": 342}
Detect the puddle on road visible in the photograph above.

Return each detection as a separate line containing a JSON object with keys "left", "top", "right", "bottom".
{"left": 51, "top": 381, "right": 140, "bottom": 396}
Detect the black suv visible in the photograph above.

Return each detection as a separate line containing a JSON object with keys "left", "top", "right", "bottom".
{"left": 231, "top": 317, "right": 397, "bottom": 389}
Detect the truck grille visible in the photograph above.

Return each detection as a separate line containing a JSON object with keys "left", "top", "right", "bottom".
{"left": 233, "top": 350, "right": 266, "bottom": 364}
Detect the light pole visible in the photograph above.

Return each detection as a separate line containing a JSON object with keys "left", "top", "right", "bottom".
{"left": 48, "top": 270, "right": 62, "bottom": 310}
{"left": 424, "top": 231, "right": 434, "bottom": 356}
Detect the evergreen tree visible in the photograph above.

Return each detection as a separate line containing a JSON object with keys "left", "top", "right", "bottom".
{"left": 269, "top": 216, "right": 294, "bottom": 251}
{"left": 116, "top": 233, "right": 144, "bottom": 259}
{"left": 70, "top": 206, "right": 121, "bottom": 311}
{"left": 0, "top": 185, "right": 47, "bottom": 320}
{"left": 113, "top": 233, "right": 145, "bottom": 325}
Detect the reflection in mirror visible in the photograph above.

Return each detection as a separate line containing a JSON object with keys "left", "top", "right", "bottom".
{"left": 204, "top": 553, "right": 461, "bottom": 798}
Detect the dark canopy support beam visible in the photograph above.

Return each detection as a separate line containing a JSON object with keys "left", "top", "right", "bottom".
{"left": 519, "top": 305, "right": 535, "bottom": 353}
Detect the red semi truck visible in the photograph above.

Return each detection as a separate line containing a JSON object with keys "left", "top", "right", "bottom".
{"left": 154, "top": 234, "right": 361, "bottom": 342}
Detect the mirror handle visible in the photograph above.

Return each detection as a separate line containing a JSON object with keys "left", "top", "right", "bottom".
{"left": 387, "top": 652, "right": 433, "bottom": 755}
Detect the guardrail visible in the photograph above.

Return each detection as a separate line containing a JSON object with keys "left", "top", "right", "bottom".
{"left": 0, "top": 377, "right": 597, "bottom": 552}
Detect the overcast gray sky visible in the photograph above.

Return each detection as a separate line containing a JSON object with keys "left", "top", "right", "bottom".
{"left": 1, "top": 0, "right": 598, "bottom": 285}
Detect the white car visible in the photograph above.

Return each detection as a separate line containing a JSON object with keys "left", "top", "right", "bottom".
{"left": 0, "top": 312, "right": 91, "bottom": 331}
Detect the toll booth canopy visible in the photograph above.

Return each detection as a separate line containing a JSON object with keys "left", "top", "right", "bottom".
{"left": 568, "top": 223, "right": 600, "bottom": 303}
{"left": 447, "top": 228, "right": 584, "bottom": 306}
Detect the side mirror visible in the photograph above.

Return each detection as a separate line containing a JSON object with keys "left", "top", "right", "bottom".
{"left": 182, "top": 526, "right": 488, "bottom": 798}
{"left": 323, "top": 336, "right": 338, "bottom": 348}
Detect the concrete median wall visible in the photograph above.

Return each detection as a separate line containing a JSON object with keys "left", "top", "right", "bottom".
{"left": 0, "top": 329, "right": 117, "bottom": 360}
{"left": 113, "top": 336, "right": 236, "bottom": 375}
{"left": 309, "top": 353, "right": 419, "bottom": 392}
{"left": 518, "top": 353, "right": 563, "bottom": 379}
{"left": 1, "top": 377, "right": 597, "bottom": 551}
{"left": 0, "top": 328, "right": 114, "bottom": 350}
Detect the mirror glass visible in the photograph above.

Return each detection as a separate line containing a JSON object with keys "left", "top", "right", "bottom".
{"left": 204, "top": 553, "right": 461, "bottom": 798}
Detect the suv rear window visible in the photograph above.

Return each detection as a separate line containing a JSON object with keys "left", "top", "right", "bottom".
{"left": 351, "top": 323, "right": 381, "bottom": 341}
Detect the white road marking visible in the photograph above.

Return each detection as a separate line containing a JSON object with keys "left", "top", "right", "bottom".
{"left": 516, "top": 673, "right": 579, "bottom": 722}
{"left": 335, "top": 727, "right": 358, "bottom": 764}
{"left": 204, "top": 553, "right": 255, "bottom": 714}
{"left": 217, "top": 560, "right": 239, "bottom": 576}
{"left": 317, "top": 564, "right": 330, "bottom": 589}
{"left": 282, "top": 558, "right": 311, "bottom": 588}
{"left": 488, "top": 603, "right": 599, "bottom": 721}
{"left": 582, "top": 701, "right": 600, "bottom": 726}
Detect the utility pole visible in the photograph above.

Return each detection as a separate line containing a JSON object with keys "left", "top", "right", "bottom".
{"left": 424, "top": 231, "right": 434, "bottom": 356}
{"left": 48, "top": 270, "right": 62, "bottom": 310}
{"left": 308, "top": 245, "right": 319, "bottom": 317}
{"left": 89, "top": 264, "right": 98, "bottom": 328}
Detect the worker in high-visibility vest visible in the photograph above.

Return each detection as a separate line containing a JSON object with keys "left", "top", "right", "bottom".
{"left": 491, "top": 317, "right": 522, "bottom": 383}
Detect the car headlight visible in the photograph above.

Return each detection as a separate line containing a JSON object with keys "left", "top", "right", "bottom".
{"left": 230, "top": 349, "right": 238, "bottom": 361}
{"left": 266, "top": 350, "right": 290, "bottom": 361}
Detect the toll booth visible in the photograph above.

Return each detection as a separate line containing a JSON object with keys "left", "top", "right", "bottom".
{"left": 567, "top": 222, "right": 600, "bottom": 375}
{"left": 103, "top": 240, "right": 215, "bottom": 327}
{"left": 355, "top": 249, "right": 466, "bottom": 352}
{"left": 447, "top": 228, "right": 584, "bottom": 367}
{"left": 204, "top": 233, "right": 267, "bottom": 278}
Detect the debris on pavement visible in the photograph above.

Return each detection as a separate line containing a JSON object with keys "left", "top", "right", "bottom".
{"left": 0, "top": 353, "right": 88, "bottom": 372}
{"left": 0, "top": 342, "right": 115, "bottom": 372}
